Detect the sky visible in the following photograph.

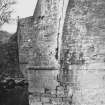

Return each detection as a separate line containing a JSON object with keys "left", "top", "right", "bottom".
{"left": 0, "top": 0, "right": 38, "bottom": 33}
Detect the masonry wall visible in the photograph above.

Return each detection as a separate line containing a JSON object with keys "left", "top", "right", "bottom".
{"left": 18, "top": 0, "right": 61, "bottom": 94}
{"left": 18, "top": 0, "right": 105, "bottom": 105}
{"left": 18, "top": 0, "right": 71, "bottom": 104}
{"left": 19, "top": 0, "right": 60, "bottom": 68}
{"left": 61, "top": 0, "right": 105, "bottom": 105}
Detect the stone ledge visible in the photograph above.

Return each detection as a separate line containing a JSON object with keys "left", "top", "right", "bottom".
{"left": 27, "top": 66, "right": 59, "bottom": 70}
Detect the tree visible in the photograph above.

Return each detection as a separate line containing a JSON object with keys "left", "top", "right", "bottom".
{"left": 0, "top": 0, "right": 16, "bottom": 26}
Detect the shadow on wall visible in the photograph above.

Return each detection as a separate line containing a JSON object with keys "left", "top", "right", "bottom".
{"left": 0, "top": 31, "right": 29, "bottom": 105}
{"left": 0, "top": 84, "right": 29, "bottom": 105}
{"left": 0, "top": 31, "right": 23, "bottom": 77}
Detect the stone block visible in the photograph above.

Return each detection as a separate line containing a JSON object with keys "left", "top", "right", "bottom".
{"left": 41, "top": 97, "right": 50, "bottom": 103}
{"left": 51, "top": 97, "right": 62, "bottom": 105}
{"left": 56, "top": 86, "right": 64, "bottom": 97}
{"left": 29, "top": 95, "right": 41, "bottom": 103}
{"left": 30, "top": 101, "right": 42, "bottom": 105}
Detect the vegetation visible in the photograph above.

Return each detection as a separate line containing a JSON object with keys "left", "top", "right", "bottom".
{"left": 0, "top": 0, "right": 16, "bottom": 26}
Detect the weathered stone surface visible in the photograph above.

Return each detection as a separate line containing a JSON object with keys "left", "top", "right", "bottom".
{"left": 41, "top": 97, "right": 50, "bottom": 103}
{"left": 61, "top": 0, "right": 105, "bottom": 105}
{"left": 28, "top": 70, "right": 58, "bottom": 93}
{"left": 17, "top": 1, "right": 62, "bottom": 94}
{"left": 17, "top": 0, "right": 105, "bottom": 105}
{"left": 18, "top": 0, "right": 60, "bottom": 68}
{"left": 18, "top": 0, "right": 67, "bottom": 95}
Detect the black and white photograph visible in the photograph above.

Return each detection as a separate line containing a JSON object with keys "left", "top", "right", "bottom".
{"left": 0, "top": 0, "right": 105, "bottom": 105}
